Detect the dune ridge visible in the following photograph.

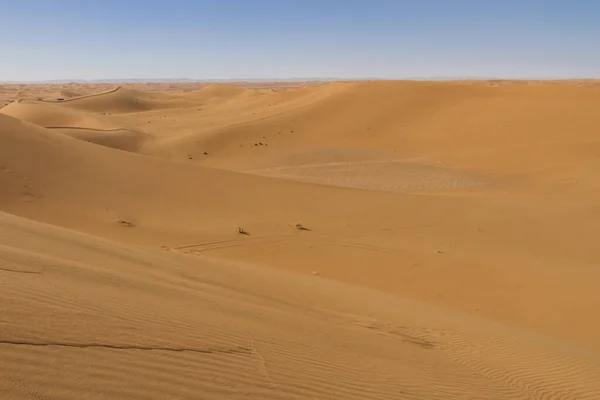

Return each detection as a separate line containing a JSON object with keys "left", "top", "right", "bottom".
{"left": 41, "top": 86, "right": 124, "bottom": 102}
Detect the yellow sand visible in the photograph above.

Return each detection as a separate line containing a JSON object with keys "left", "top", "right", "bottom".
{"left": 1, "top": 80, "right": 600, "bottom": 399}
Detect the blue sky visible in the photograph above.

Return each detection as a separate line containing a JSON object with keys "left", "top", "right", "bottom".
{"left": 0, "top": 0, "right": 598, "bottom": 81}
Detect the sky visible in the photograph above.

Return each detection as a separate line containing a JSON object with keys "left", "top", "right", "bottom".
{"left": 0, "top": 0, "right": 598, "bottom": 81}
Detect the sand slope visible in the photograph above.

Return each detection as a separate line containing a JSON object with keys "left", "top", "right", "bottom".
{"left": 0, "top": 96, "right": 150, "bottom": 151}
{"left": 42, "top": 87, "right": 189, "bottom": 114}
{"left": 2, "top": 81, "right": 600, "bottom": 398}
{"left": 2, "top": 212, "right": 600, "bottom": 399}
{"left": 137, "top": 81, "right": 600, "bottom": 193}
{"left": 0, "top": 99, "right": 121, "bottom": 129}
{"left": 25, "top": 80, "right": 595, "bottom": 195}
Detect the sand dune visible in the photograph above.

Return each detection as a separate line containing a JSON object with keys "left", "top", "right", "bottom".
{"left": 2, "top": 212, "right": 600, "bottom": 399}
{"left": 59, "top": 80, "right": 599, "bottom": 194}
{"left": 0, "top": 89, "right": 178, "bottom": 151}
{"left": 0, "top": 99, "right": 122, "bottom": 129}
{"left": 0, "top": 102, "right": 148, "bottom": 151}
{"left": 194, "top": 83, "right": 249, "bottom": 98}
{"left": 186, "top": 81, "right": 600, "bottom": 191}
{"left": 50, "top": 127, "right": 149, "bottom": 152}
{"left": 52, "top": 87, "right": 191, "bottom": 114}
{"left": 2, "top": 80, "right": 600, "bottom": 398}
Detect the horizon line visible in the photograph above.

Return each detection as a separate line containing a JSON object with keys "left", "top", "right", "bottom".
{"left": 2, "top": 76, "right": 600, "bottom": 84}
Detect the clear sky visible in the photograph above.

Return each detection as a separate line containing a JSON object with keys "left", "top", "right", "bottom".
{"left": 0, "top": 0, "right": 598, "bottom": 81}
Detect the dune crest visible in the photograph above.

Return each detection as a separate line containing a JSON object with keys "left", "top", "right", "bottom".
{"left": 0, "top": 99, "right": 121, "bottom": 129}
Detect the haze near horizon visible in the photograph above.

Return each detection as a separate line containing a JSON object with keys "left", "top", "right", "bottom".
{"left": 1, "top": 0, "right": 599, "bottom": 81}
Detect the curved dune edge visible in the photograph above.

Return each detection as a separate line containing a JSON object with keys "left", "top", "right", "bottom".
{"left": 0, "top": 99, "right": 123, "bottom": 130}
{"left": 51, "top": 87, "right": 188, "bottom": 113}
{"left": 39, "top": 86, "right": 124, "bottom": 103}
{"left": 50, "top": 126, "right": 150, "bottom": 152}
{"left": 14, "top": 86, "right": 192, "bottom": 114}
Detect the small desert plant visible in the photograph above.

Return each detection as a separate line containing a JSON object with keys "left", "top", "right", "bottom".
{"left": 117, "top": 218, "right": 134, "bottom": 227}
{"left": 295, "top": 223, "right": 310, "bottom": 231}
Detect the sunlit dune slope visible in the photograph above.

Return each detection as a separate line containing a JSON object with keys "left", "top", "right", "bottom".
{"left": 0, "top": 99, "right": 121, "bottom": 129}
{"left": 2, "top": 110, "right": 600, "bottom": 351}
{"left": 44, "top": 87, "right": 191, "bottom": 114}
{"left": 131, "top": 81, "right": 600, "bottom": 193}
{"left": 50, "top": 126, "right": 148, "bottom": 152}
{"left": 1, "top": 212, "right": 600, "bottom": 399}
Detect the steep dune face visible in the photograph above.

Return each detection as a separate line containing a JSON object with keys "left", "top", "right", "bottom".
{"left": 2, "top": 81, "right": 600, "bottom": 398}
{"left": 48, "top": 87, "right": 189, "bottom": 114}
{"left": 0, "top": 93, "right": 157, "bottom": 151}
{"left": 193, "top": 83, "right": 248, "bottom": 98}
{"left": 50, "top": 127, "right": 148, "bottom": 152}
{"left": 0, "top": 99, "right": 121, "bottom": 129}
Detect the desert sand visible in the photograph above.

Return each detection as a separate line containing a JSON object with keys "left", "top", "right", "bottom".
{"left": 1, "top": 80, "right": 600, "bottom": 399}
